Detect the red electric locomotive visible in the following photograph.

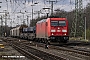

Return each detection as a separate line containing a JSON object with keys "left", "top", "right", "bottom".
{"left": 36, "top": 18, "right": 69, "bottom": 43}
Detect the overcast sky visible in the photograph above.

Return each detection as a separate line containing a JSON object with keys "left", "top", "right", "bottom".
{"left": 0, "top": 0, "right": 90, "bottom": 27}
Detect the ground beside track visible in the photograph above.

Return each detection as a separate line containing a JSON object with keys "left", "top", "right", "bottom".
{"left": 1, "top": 37, "right": 90, "bottom": 60}
{"left": 69, "top": 37, "right": 90, "bottom": 42}
{"left": 0, "top": 39, "right": 29, "bottom": 60}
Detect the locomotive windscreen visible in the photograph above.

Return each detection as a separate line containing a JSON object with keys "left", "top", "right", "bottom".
{"left": 59, "top": 21, "right": 66, "bottom": 26}
{"left": 51, "top": 21, "right": 58, "bottom": 26}
{"left": 51, "top": 21, "right": 66, "bottom": 26}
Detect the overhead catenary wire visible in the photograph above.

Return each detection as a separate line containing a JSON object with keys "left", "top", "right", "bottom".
{"left": 4, "top": 0, "right": 89, "bottom": 27}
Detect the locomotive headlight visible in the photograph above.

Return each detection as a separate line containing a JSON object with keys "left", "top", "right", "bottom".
{"left": 52, "top": 33, "right": 54, "bottom": 35}
{"left": 62, "top": 30, "right": 67, "bottom": 32}
{"left": 51, "top": 30, "right": 56, "bottom": 32}
{"left": 64, "top": 33, "right": 66, "bottom": 35}
{"left": 58, "top": 27, "right": 60, "bottom": 29}
{"left": 63, "top": 33, "right": 66, "bottom": 35}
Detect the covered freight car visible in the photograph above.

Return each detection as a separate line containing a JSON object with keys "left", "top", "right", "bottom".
{"left": 10, "top": 25, "right": 28, "bottom": 38}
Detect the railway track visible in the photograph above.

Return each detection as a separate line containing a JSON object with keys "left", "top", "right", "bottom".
{"left": 11, "top": 43, "right": 42, "bottom": 60}
{"left": 1, "top": 37, "right": 66, "bottom": 60}
{"left": 1, "top": 37, "right": 90, "bottom": 60}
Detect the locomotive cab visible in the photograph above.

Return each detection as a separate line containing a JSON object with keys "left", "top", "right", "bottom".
{"left": 49, "top": 19, "right": 69, "bottom": 43}
{"left": 36, "top": 18, "right": 69, "bottom": 43}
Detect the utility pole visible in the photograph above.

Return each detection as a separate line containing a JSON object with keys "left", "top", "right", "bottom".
{"left": 51, "top": 1, "right": 54, "bottom": 15}
{"left": 22, "top": 13, "right": 25, "bottom": 25}
{"left": 2, "top": 0, "right": 9, "bottom": 37}
{"left": 85, "top": 17, "right": 86, "bottom": 40}
{"left": 0, "top": 2, "right": 2, "bottom": 36}
{"left": 31, "top": 1, "right": 38, "bottom": 27}
{"left": 0, "top": 16, "right": 3, "bottom": 36}
{"left": 10, "top": 19, "right": 12, "bottom": 27}
{"left": 71, "top": 0, "right": 78, "bottom": 37}
{"left": 0, "top": 2, "right": 2, "bottom": 8}
{"left": 35, "top": 11, "right": 41, "bottom": 18}
{"left": 27, "top": 15, "right": 29, "bottom": 26}
{"left": 4, "top": 10, "right": 8, "bottom": 37}
{"left": 78, "top": 0, "right": 84, "bottom": 37}
{"left": 31, "top": 0, "right": 33, "bottom": 27}
{"left": 47, "top": 0, "right": 57, "bottom": 16}
{"left": 37, "top": 11, "right": 40, "bottom": 18}
{"left": 71, "top": 0, "right": 84, "bottom": 37}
